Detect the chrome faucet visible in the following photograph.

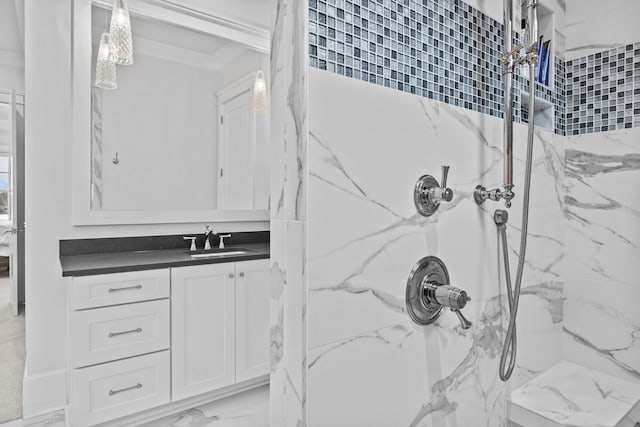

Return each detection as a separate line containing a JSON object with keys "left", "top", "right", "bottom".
{"left": 204, "top": 226, "right": 217, "bottom": 251}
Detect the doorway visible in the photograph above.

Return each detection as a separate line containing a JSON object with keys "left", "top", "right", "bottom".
{"left": 0, "top": 89, "right": 25, "bottom": 423}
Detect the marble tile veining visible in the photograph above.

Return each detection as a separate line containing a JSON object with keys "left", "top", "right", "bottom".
{"left": 139, "top": 385, "right": 269, "bottom": 427}
{"left": 306, "top": 68, "right": 564, "bottom": 426}
{"left": 509, "top": 361, "right": 640, "bottom": 427}
{"left": 564, "top": 128, "right": 640, "bottom": 288}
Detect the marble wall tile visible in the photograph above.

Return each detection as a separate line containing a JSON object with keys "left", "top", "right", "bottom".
{"left": 564, "top": 128, "right": 640, "bottom": 287}
{"left": 563, "top": 275, "right": 640, "bottom": 386}
{"left": 565, "top": 0, "right": 640, "bottom": 60}
{"left": 307, "top": 317, "right": 506, "bottom": 427}
{"left": 308, "top": 69, "right": 564, "bottom": 353}
{"left": 269, "top": 220, "right": 286, "bottom": 427}
{"left": 271, "top": 0, "right": 309, "bottom": 222}
{"left": 270, "top": 219, "right": 309, "bottom": 427}
{"left": 562, "top": 128, "right": 640, "bottom": 387}
{"left": 305, "top": 69, "right": 565, "bottom": 425}
{"left": 270, "top": 0, "right": 310, "bottom": 425}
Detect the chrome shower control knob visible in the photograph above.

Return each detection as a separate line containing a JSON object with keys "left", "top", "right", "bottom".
{"left": 424, "top": 283, "right": 471, "bottom": 311}
{"left": 405, "top": 256, "right": 472, "bottom": 330}
{"left": 414, "top": 166, "right": 454, "bottom": 217}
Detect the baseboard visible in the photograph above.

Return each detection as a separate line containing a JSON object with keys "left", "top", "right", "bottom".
{"left": 22, "top": 368, "right": 67, "bottom": 418}
{"left": 97, "top": 376, "right": 269, "bottom": 427}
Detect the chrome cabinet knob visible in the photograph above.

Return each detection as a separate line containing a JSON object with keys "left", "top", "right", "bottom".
{"left": 228, "top": 273, "right": 234, "bottom": 278}
{"left": 239, "top": 272, "right": 244, "bottom": 277}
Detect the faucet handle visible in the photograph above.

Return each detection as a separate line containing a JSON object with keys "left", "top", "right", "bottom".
{"left": 439, "top": 165, "right": 453, "bottom": 202}
{"left": 441, "top": 165, "right": 450, "bottom": 188}
{"left": 218, "top": 234, "right": 231, "bottom": 249}
{"left": 451, "top": 309, "right": 472, "bottom": 330}
{"left": 183, "top": 236, "right": 197, "bottom": 251}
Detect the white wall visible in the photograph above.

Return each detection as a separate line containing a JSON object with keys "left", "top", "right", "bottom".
{"left": 24, "top": 0, "right": 269, "bottom": 417}
{"left": 566, "top": 0, "right": 640, "bottom": 60}
{"left": 0, "top": 64, "right": 24, "bottom": 92}
{"left": 100, "top": 53, "right": 218, "bottom": 211}
{"left": 95, "top": 45, "right": 268, "bottom": 212}
{"left": 24, "top": 0, "right": 71, "bottom": 416}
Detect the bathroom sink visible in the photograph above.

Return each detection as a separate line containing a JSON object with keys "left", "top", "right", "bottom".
{"left": 188, "top": 248, "right": 251, "bottom": 258}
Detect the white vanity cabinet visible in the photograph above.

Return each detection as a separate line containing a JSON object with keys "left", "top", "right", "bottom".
{"left": 171, "top": 259, "right": 270, "bottom": 401}
{"left": 170, "top": 262, "right": 236, "bottom": 400}
{"left": 66, "top": 258, "right": 270, "bottom": 426}
{"left": 235, "top": 259, "right": 271, "bottom": 382}
{"left": 67, "top": 269, "right": 171, "bottom": 426}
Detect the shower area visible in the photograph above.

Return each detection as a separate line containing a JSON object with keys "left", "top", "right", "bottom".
{"left": 269, "top": 0, "right": 640, "bottom": 425}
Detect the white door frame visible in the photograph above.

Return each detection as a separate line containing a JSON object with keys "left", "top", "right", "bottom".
{"left": 1, "top": 89, "right": 25, "bottom": 316}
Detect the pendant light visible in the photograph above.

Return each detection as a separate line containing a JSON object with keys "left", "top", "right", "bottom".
{"left": 253, "top": 69, "right": 268, "bottom": 114}
{"left": 95, "top": 32, "right": 117, "bottom": 89}
{"left": 108, "top": 0, "right": 133, "bottom": 65}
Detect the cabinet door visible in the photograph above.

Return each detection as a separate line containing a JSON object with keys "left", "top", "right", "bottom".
{"left": 171, "top": 263, "right": 236, "bottom": 401}
{"left": 235, "top": 259, "right": 270, "bottom": 382}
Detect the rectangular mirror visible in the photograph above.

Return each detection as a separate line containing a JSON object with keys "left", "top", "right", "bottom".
{"left": 71, "top": 0, "right": 270, "bottom": 225}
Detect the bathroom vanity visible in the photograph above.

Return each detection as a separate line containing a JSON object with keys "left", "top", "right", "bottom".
{"left": 59, "top": 234, "right": 270, "bottom": 426}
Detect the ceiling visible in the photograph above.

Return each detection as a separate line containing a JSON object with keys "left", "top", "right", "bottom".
{"left": 175, "top": 0, "right": 271, "bottom": 31}
{"left": 92, "top": 6, "right": 259, "bottom": 71}
{"left": 0, "top": 0, "right": 269, "bottom": 71}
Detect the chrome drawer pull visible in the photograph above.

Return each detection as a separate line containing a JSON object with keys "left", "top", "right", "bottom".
{"left": 108, "top": 328, "right": 142, "bottom": 338}
{"left": 109, "top": 382, "right": 142, "bottom": 396}
{"left": 108, "top": 284, "right": 142, "bottom": 293}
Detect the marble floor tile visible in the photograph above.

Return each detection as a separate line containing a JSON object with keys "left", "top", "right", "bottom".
{"left": 139, "top": 385, "right": 269, "bottom": 427}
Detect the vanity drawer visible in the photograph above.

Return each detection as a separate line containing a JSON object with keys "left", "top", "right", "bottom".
{"left": 70, "top": 269, "right": 170, "bottom": 309}
{"left": 71, "top": 299, "right": 170, "bottom": 368}
{"left": 71, "top": 351, "right": 170, "bottom": 426}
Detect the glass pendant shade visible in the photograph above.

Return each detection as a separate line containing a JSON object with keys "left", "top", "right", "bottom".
{"left": 108, "top": 0, "right": 133, "bottom": 65}
{"left": 95, "top": 33, "right": 117, "bottom": 89}
{"left": 253, "top": 69, "right": 268, "bottom": 114}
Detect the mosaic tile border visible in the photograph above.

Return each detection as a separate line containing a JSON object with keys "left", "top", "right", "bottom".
{"left": 308, "top": 0, "right": 566, "bottom": 135}
{"left": 308, "top": 0, "right": 639, "bottom": 136}
{"left": 565, "top": 42, "right": 640, "bottom": 135}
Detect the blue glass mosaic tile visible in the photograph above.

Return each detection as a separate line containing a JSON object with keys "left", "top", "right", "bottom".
{"left": 308, "top": 0, "right": 640, "bottom": 135}
{"left": 565, "top": 42, "right": 640, "bottom": 135}
{"left": 308, "top": 0, "right": 566, "bottom": 135}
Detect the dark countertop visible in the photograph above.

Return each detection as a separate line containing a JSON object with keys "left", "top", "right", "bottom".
{"left": 60, "top": 242, "right": 270, "bottom": 277}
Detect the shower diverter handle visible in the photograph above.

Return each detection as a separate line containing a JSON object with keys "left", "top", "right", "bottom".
{"left": 423, "top": 281, "right": 472, "bottom": 329}
{"left": 428, "top": 165, "right": 453, "bottom": 203}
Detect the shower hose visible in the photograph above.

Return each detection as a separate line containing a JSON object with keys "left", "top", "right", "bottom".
{"left": 498, "top": 62, "right": 536, "bottom": 382}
